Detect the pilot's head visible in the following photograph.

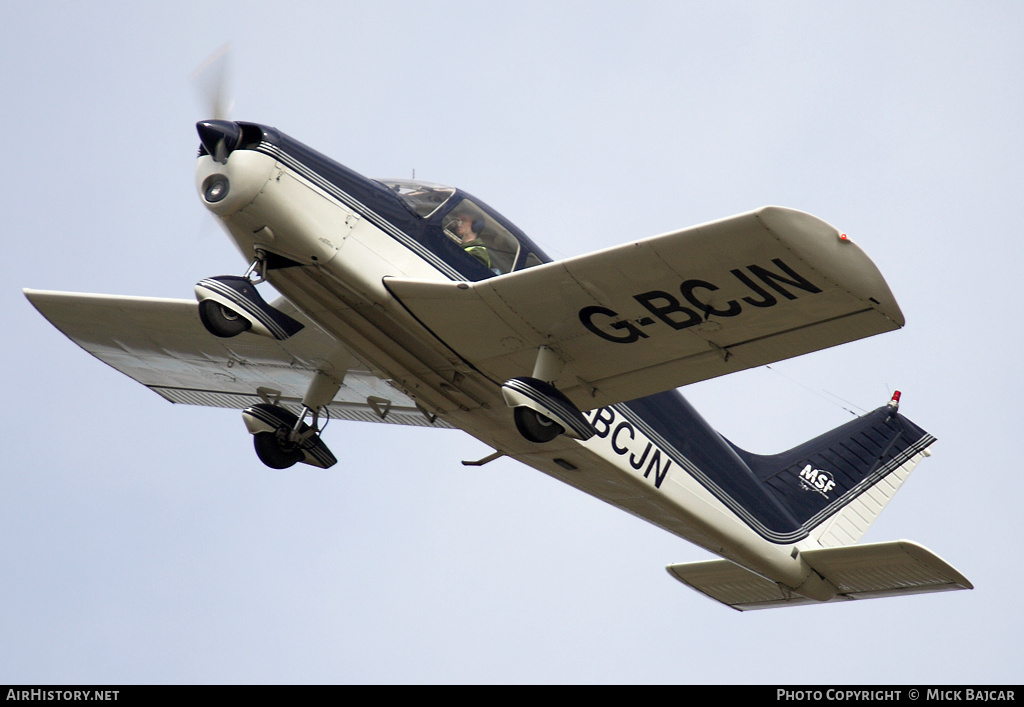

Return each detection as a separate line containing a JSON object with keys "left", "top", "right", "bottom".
{"left": 454, "top": 213, "right": 484, "bottom": 242}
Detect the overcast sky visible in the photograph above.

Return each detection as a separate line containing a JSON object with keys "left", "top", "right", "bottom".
{"left": 2, "top": 1, "right": 1021, "bottom": 684}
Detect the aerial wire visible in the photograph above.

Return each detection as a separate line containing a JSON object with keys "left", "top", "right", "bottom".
{"left": 764, "top": 364, "right": 865, "bottom": 417}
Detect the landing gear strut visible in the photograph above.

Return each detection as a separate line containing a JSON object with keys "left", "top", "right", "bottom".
{"left": 500, "top": 346, "right": 596, "bottom": 444}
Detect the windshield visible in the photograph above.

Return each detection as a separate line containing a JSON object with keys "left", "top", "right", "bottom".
{"left": 378, "top": 179, "right": 455, "bottom": 218}
{"left": 378, "top": 179, "right": 550, "bottom": 280}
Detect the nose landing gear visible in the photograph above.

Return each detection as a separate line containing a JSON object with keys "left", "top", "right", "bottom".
{"left": 194, "top": 250, "right": 304, "bottom": 341}
{"left": 198, "top": 299, "right": 252, "bottom": 337}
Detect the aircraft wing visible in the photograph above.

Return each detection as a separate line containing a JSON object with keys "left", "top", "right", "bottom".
{"left": 24, "top": 289, "right": 448, "bottom": 429}
{"left": 386, "top": 207, "right": 905, "bottom": 410}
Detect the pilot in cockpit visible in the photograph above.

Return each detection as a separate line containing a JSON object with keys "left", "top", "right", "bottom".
{"left": 452, "top": 212, "right": 491, "bottom": 268}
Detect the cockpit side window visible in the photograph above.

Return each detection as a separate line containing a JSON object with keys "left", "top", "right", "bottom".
{"left": 518, "top": 251, "right": 545, "bottom": 271}
{"left": 374, "top": 180, "right": 551, "bottom": 281}
{"left": 442, "top": 199, "right": 520, "bottom": 275}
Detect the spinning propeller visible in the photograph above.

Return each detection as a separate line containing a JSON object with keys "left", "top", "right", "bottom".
{"left": 192, "top": 42, "right": 233, "bottom": 121}
{"left": 192, "top": 43, "right": 239, "bottom": 164}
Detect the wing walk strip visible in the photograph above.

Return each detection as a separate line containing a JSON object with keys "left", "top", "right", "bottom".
{"left": 256, "top": 142, "right": 464, "bottom": 281}
{"left": 615, "top": 403, "right": 935, "bottom": 544}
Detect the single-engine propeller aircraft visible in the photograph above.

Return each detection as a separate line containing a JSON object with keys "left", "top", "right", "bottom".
{"left": 26, "top": 119, "right": 972, "bottom": 610}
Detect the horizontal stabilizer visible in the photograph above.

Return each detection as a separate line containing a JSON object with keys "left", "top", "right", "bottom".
{"left": 666, "top": 540, "right": 972, "bottom": 611}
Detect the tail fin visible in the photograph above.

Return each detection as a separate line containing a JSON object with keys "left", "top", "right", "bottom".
{"left": 728, "top": 393, "right": 936, "bottom": 546}
{"left": 666, "top": 394, "right": 970, "bottom": 610}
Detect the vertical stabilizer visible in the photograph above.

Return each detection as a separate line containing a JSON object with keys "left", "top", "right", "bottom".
{"left": 727, "top": 394, "right": 936, "bottom": 546}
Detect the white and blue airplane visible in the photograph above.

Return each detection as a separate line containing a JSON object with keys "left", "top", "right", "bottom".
{"left": 26, "top": 119, "right": 972, "bottom": 610}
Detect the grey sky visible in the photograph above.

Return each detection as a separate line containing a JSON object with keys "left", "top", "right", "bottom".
{"left": 2, "top": 1, "right": 1021, "bottom": 683}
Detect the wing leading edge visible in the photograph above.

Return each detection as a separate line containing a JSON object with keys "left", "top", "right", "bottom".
{"left": 24, "top": 289, "right": 448, "bottom": 429}
{"left": 386, "top": 207, "right": 905, "bottom": 411}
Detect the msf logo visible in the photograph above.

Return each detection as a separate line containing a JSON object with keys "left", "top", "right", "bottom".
{"left": 799, "top": 464, "right": 837, "bottom": 498}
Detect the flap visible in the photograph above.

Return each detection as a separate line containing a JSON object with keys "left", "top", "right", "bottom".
{"left": 386, "top": 207, "right": 904, "bottom": 410}
{"left": 25, "top": 289, "right": 448, "bottom": 429}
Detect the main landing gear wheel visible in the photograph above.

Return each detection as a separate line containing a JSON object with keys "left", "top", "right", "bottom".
{"left": 198, "top": 299, "right": 251, "bottom": 338}
{"left": 251, "top": 405, "right": 310, "bottom": 469}
{"left": 253, "top": 430, "right": 304, "bottom": 469}
{"left": 242, "top": 403, "right": 338, "bottom": 469}
{"left": 514, "top": 407, "right": 564, "bottom": 444}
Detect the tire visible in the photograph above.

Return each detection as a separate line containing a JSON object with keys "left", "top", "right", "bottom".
{"left": 513, "top": 406, "right": 564, "bottom": 443}
{"left": 198, "top": 299, "right": 251, "bottom": 338}
{"left": 253, "top": 431, "right": 304, "bottom": 469}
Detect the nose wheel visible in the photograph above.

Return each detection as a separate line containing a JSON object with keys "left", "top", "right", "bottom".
{"left": 198, "top": 299, "right": 252, "bottom": 338}
{"left": 194, "top": 251, "right": 305, "bottom": 341}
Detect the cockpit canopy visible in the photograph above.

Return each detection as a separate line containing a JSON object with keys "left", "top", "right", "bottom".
{"left": 378, "top": 179, "right": 548, "bottom": 278}
{"left": 383, "top": 180, "right": 455, "bottom": 218}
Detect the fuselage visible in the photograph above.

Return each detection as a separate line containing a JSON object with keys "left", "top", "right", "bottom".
{"left": 195, "top": 121, "right": 839, "bottom": 600}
